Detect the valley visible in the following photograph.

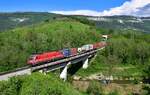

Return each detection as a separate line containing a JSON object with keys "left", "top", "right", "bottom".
{"left": 0, "top": 13, "right": 150, "bottom": 95}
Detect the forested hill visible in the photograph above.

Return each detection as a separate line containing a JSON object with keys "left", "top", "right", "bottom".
{"left": 1, "top": 12, "right": 150, "bottom": 33}
{"left": 0, "top": 19, "right": 101, "bottom": 72}
{"left": 87, "top": 16, "right": 150, "bottom": 33}
{"left": 0, "top": 12, "right": 62, "bottom": 32}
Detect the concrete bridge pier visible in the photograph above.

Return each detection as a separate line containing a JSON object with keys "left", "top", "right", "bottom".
{"left": 60, "top": 62, "right": 71, "bottom": 81}
{"left": 82, "top": 58, "right": 89, "bottom": 69}
{"left": 39, "top": 69, "right": 47, "bottom": 75}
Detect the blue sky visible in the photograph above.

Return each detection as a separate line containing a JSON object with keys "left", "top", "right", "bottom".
{"left": 0, "top": 0, "right": 150, "bottom": 16}
{"left": 0, "top": 0, "right": 127, "bottom": 12}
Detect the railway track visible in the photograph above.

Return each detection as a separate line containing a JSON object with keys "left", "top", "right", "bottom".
{"left": 0, "top": 66, "right": 31, "bottom": 81}
{"left": 0, "top": 66, "right": 30, "bottom": 75}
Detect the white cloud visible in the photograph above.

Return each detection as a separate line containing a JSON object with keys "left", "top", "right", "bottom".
{"left": 50, "top": 0, "right": 150, "bottom": 16}
{"left": 135, "top": 4, "right": 150, "bottom": 17}
{"left": 51, "top": 10, "right": 100, "bottom": 16}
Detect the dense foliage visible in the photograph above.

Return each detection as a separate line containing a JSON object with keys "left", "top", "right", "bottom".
{"left": 0, "top": 73, "right": 84, "bottom": 95}
{"left": 104, "top": 31, "right": 150, "bottom": 65}
{"left": 67, "top": 15, "right": 95, "bottom": 26}
{"left": 78, "top": 30, "right": 150, "bottom": 77}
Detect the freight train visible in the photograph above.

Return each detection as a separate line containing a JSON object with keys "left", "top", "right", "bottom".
{"left": 27, "top": 42, "right": 107, "bottom": 65}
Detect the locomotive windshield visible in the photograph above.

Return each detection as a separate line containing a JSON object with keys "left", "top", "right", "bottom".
{"left": 29, "top": 55, "right": 36, "bottom": 60}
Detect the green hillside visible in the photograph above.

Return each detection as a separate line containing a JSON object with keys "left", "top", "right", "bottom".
{"left": 77, "top": 30, "right": 150, "bottom": 78}
{"left": 0, "top": 19, "right": 101, "bottom": 72}
{"left": 0, "top": 73, "right": 85, "bottom": 95}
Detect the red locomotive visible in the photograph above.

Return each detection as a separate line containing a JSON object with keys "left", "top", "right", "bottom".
{"left": 28, "top": 51, "right": 64, "bottom": 65}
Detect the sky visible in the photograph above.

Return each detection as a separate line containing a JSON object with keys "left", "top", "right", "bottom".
{"left": 0, "top": 0, "right": 150, "bottom": 16}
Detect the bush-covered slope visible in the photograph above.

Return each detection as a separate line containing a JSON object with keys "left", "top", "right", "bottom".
{"left": 77, "top": 30, "right": 150, "bottom": 77}
{"left": 0, "top": 19, "right": 101, "bottom": 72}
{"left": 0, "top": 73, "right": 84, "bottom": 95}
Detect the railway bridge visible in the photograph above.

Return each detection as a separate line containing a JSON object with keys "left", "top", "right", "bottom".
{"left": 0, "top": 47, "right": 105, "bottom": 81}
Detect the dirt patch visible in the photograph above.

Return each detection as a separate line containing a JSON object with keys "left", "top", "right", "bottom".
{"left": 103, "top": 83, "right": 143, "bottom": 95}
{"left": 72, "top": 80, "right": 143, "bottom": 95}
{"left": 72, "top": 80, "right": 89, "bottom": 92}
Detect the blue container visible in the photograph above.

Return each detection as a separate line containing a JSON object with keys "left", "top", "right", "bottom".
{"left": 62, "top": 49, "right": 71, "bottom": 57}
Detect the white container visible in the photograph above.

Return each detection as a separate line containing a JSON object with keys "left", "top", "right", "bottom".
{"left": 81, "top": 44, "right": 93, "bottom": 51}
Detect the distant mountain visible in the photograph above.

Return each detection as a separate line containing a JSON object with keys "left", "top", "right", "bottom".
{"left": 87, "top": 16, "right": 150, "bottom": 33}
{"left": 0, "top": 12, "right": 150, "bottom": 33}
{"left": 0, "top": 12, "right": 61, "bottom": 32}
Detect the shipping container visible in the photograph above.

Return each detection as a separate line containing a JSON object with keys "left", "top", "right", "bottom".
{"left": 71, "top": 48, "right": 78, "bottom": 56}
{"left": 61, "top": 49, "right": 71, "bottom": 57}
{"left": 93, "top": 42, "right": 101, "bottom": 49}
{"left": 81, "top": 44, "right": 93, "bottom": 51}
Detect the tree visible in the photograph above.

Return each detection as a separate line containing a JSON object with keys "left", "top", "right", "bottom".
{"left": 44, "top": 19, "right": 50, "bottom": 23}
{"left": 143, "top": 64, "right": 150, "bottom": 81}
{"left": 142, "top": 65, "right": 150, "bottom": 95}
